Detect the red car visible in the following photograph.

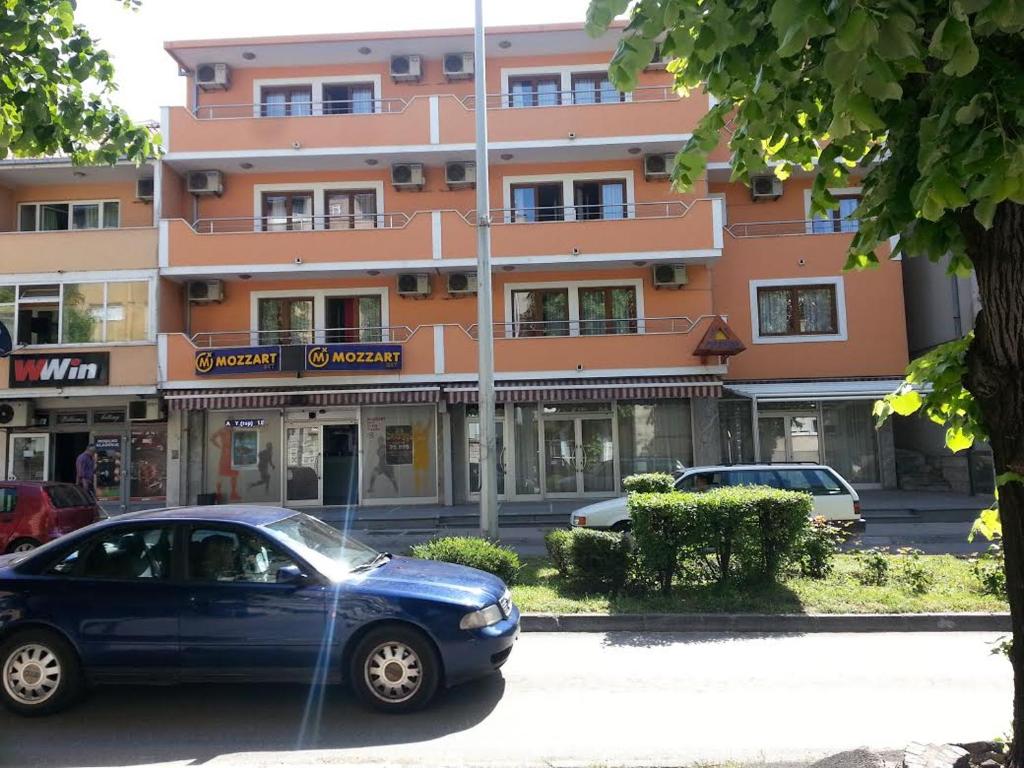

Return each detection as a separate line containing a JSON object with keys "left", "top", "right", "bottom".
{"left": 0, "top": 482, "right": 102, "bottom": 554}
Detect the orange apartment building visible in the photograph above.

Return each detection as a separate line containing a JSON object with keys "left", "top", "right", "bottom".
{"left": 0, "top": 22, "right": 911, "bottom": 511}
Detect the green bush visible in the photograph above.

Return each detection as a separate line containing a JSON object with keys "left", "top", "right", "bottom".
{"left": 546, "top": 528, "right": 634, "bottom": 593}
{"left": 973, "top": 542, "right": 1006, "bottom": 598}
{"left": 544, "top": 529, "right": 573, "bottom": 577}
{"left": 896, "top": 548, "right": 934, "bottom": 594}
{"left": 795, "top": 516, "right": 843, "bottom": 579}
{"left": 628, "top": 486, "right": 811, "bottom": 592}
{"left": 852, "top": 548, "right": 890, "bottom": 586}
{"left": 410, "top": 536, "right": 521, "bottom": 585}
{"left": 622, "top": 472, "right": 676, "bottom": 494}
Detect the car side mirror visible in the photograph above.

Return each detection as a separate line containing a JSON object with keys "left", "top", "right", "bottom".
{"left": 276, "top": 564, "right": 310, "bottom": 585}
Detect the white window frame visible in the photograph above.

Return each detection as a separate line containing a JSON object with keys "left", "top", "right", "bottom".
{"left": 503, "top": 278, "right": 645, "bottom": 339}
{"left": 252, "top": 181, "right": 385, "bottom": 233}
{"left": 749, "top": 276, "right": 848, "bottom": 345}
{"left": 802, "top": 186, "right": 862, "bottom": 231}
{"left": 17, "top": 199, "right": 121, "bottom": 232}
{"left": 0, "top": 274, "right": 156, "bottom": 347}
{"left": 249, "top": 287, "right": 391, "bottom": 345}
{"left": 252, "top": 75, "right": 384, "bottom": 118}
{"left": 502, "top": 171, "right": 636, "bottom": 223}
{"left": 499, "top": 64, "right": 633, "bottom": 107}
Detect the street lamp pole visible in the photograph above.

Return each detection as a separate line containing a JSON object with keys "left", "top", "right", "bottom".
{"left": 473, "top": 0, "right": 499, "bottom": 540}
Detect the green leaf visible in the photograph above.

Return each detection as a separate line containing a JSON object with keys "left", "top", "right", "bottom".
{"left": 890, "top": 389, "right": 924, "bottom": 416}
{"left": 945, "top": 426, "right": 975, "bottom": 453}
{"left": 969, "top": 506, "right": 1002, "bottom": 542}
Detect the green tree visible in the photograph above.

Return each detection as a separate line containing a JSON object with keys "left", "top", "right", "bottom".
{"left": 586, "top": 0, "right": 1024, "bottom": 755}
{"left": 1, "top": 0, "right": 155, "bottom": 163}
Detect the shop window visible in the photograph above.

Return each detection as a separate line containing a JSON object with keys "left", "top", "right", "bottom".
{"left": 510, "top": 183, "right": 564, "bottom": 222}
{"left": 362, "top": 405, "right": 437, "bottom": 501}
{"left": 617, "top": 401, "right": 693, "bottom": 478}
{"left": 718, "top": 399, "right": 755, "bottom": 464}
{"left": 756, "top": 283, "right": 839, "bottom": 337}
{"left": 206, "top": 413, "right": 282, "bottom": 504}
{"left": 573, "top": 180, "right": 627, "bottom": 221}
{"left": 579, "top": 286, "right": 637, "bottom": 335}
{"left": 822, "top": 400, "right": 880, "bottom": 484}
{"left": 511, "top": 288, "right": 570, "bottom": 337}
{"left": 257, "top": 297, "right": 314, "bottom": 345}
{"left": 260, "top": 86, "right": 313, "bottom": 117}
{"left": 323, "top": 83, "right": 376, "bottom": 115}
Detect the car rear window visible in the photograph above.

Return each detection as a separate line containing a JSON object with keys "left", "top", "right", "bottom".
{"left": 773, "top": 469, "right": 847, "bottom": 496}
{"left": 46, "top": 484, "right": 93, "bottom": 509}
{"left": 0, "top": 487, "right": 16, "bottom": 514}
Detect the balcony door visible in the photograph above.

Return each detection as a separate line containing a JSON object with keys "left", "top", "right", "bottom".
{"left": 542, "top": 415, "right": 617, "bottom": 497}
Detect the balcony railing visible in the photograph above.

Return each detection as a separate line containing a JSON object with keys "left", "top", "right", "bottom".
{"left": 726, "top": 219, "right": 861, "bottom": 238}
{"left": 191, "top": 98, "right": 410, "bottom": 120}
{"left": 190, "top": 326, "right": 415, "bottom": 348}
{"left": 467, "top": 315, "right": 720, "bottom": 340}
{"left": 463, "top": 84, "right": 680, "bottom": 110}
{"left": 190, "top": 213, "right": 411, "bottom": 234}
{"left": 475, "top": 199, "right": 695, "bottom": 225}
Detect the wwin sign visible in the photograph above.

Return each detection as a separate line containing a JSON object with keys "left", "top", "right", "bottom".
{"left": 10, "top": 352, "right": 110, "bottom": 388}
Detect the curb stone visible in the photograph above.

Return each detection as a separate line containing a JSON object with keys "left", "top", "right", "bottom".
{"left": 520, "top": 612, "right": 1011, "bottom": 633}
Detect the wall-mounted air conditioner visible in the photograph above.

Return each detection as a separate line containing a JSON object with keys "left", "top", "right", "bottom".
{"left": 443, "top": 53, "right": 474, "bottom": 80}
{"left": 187, "top": 279, "right": 224, "bottom": 303}
{"left": 397, "top": 273, "right": 431, "bottom": 298}
{"left": 652, "top": 264, "right": 688, "bottom": 289}
{"left": 445, "top": 161, "right": 476, "bottom": 189}
{"left": 390, "top": 54, "right": 422, "bottom": 82}
{"left": 391, "top": 163, "right": 425, "bottom": 190}
{"left": 446, "top": 272, "right": 478, "bottom": 296}
{"left": 187, "top": 170, "right": 224, "bottom": 196}
{"left": 0, "top": 401, "right": 33, "bottom": 429}
{"left": 195, "top": 63, "right": 230, "bottom": 91}
{"left": 750, "top": 175, "right": 784, "bottom": 201}
{"left": 643, "top": 153, "right": 675, "bottom": 180}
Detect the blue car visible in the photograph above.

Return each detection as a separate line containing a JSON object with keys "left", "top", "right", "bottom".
{"left": 0, "top": 506, "right": 519, "bottom": 716}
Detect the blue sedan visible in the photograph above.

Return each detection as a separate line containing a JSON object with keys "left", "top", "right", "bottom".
{"left": 0, "top": 506, "right": 519, "bottom": 716}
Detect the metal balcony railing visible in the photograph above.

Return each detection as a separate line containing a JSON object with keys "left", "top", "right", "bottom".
{"left": 190, "top": 326, "right": 415, "bottom": 348}
{"left": 470, "top": 199, "right": 696, "bottom": 225}
{"left": 191, "top": 98, "right": 410, "bottom": 120}
{"left": 462, "top": 84, "right": 681, "bottom": 110}
{"left": 726, "top": 219, "right": 861, "bottom": 238}
{"left": 466, "top": 315, "right": 721, "bottom": 340}
{"left": 189, "top": 213, "right": 411, "bottom": 234}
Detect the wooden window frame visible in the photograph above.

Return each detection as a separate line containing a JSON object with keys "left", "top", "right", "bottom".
{"left": 510, "top": 288, "right": 571, "bottom": 338}
{"left": 322, "top": 82, "right": 376, "bottom": 115}
{"left": 507, "top": 76, "right": 562, "bottom": 108}
{"left": 261, "top": 191, "right": 314, "bottom": 232}
{"left": 257, "top": 296, "right": 315, "bottom": 345}
{"left": 572, "top": 179, "right": 628, "bottom": 221}
{"left": 756, "top": 284, "right": 839, "bottom": 337}
{"left": 260, "top": 86, "right": 314, "bottom": 117}
{"left": 509, "top": 182, "right": 565, "bottom": 223}
{"left": 570, "top": 73, "right": 625, "bottom": 104}
{"left": 578, "top": 285, "right": 638, "bottom": 335}
{"left": 323, "top": 189, "right": 378, "bottom": 230}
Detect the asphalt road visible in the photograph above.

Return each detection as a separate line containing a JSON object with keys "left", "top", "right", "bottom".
{"left": 0, "top": 631, "right": 1010, "bottom": 768}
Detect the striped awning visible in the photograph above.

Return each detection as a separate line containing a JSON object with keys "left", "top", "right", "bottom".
{"left": 444, "top": 375, "right": 722, "bottom": 404}
{"left": 165, "top": 385, "right": 440, "bottom": 411}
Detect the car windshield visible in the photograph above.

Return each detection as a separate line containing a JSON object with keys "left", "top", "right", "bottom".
{"left": 263, "top": 513, "right": 380, "bottom": 578}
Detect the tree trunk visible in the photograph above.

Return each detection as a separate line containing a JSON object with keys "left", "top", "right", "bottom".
{"left": 959, "top": 201, "right": 1024, "bottom": 763}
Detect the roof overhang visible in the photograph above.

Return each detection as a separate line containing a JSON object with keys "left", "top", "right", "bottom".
{"left": 724, "top": 378, "right": 908, "bottom": 401}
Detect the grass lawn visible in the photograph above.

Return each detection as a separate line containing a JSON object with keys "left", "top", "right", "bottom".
{"left": 510, "top": 553, "right": 1009, "bottom": 614}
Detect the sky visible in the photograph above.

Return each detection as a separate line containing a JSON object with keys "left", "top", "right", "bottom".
{"left": 75, "top": 0, "right": 598, "bottom": 123}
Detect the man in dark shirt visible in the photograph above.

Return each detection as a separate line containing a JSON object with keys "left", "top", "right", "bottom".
{"left": 75, "top": 445, "right": 97, "bottom": 499}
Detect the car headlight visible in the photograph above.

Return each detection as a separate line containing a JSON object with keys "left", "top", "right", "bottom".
{"left": 572, "top": 515, "right": 587, "bottom": 527}
{"left": 460, "top": 603, "right": 504, "bottom": 630}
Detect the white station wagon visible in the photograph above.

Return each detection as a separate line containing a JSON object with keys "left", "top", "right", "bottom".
{"left": 569, "top": 463, "right": 862, "bottom": 531}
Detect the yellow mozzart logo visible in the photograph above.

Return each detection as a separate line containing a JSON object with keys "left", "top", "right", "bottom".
{"left": 195, "top": 351, "right": 214, "bottom": 374}
{"left": 307, "top": 346, "right": 331, "bottom": 369}
{"left": 195, "top": 349, "right": 279, "bottom": 375}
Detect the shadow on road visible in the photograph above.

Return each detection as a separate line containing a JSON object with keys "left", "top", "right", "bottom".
{"left": 0, "top": 675, "right": 506, "bottom": 768}
{"left": 600, "top": 630, "right": 803, "bottom": 648}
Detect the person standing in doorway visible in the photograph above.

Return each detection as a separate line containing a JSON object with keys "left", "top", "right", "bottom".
{"left": 75, "top": 444, "right": 98, "bottom": 500}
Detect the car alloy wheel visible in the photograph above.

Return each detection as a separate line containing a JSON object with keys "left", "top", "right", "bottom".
{"left": 11, "top": 541, "right": 38, "bottom": 553}
{"left": 364, "top": 641, "right": 422, "bottom": 703}
{"left": 3, "top": 643, "right": 62, "bottom": 707}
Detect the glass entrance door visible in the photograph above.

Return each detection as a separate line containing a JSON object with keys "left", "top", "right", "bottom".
{"left": 8, "top": 434, "right": 48, "bottom": 481}
{"left": 758, "top": 413, "right": 821, "bottom": 464}
{"left": 468, "top": 417, "right": 507, "bottom": 498}
{"left": 543, "top": 417, "right": 617, "bottom": 496}
{"left": 285, "top": 426, "right": 321, "bottom": 505}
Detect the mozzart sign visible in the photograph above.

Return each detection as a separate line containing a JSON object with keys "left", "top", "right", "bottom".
{"left": 9, "top": 352, "right": 110, "bottom": 388}
{"left": 194, "top": 344, "right": 403, "bottom": 376}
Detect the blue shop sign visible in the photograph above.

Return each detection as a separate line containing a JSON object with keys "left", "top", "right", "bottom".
{"left": 195, "top": 346, "right": 281, "bottom": 376}
{"left": 304, "top": 344, "right": 403, "bottom": 371}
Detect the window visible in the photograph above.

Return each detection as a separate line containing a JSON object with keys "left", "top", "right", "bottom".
{"left": 676, "top": 471, "right": 732, "bottom": 491}
{"left": 16, "top": 284, "right": 60, "bottom": 345}
{"left": 573, "top": 180, "right": 626, "bottom": 221}
{"left": 571, "top": 73, "right": 623, "bottom": 104}
{"left": 61, "top": 283, "right": 105, "bottom": 343}
{"left": 325, "top": 295, "right": 382, "bottom": 343}
{"left": 579, "top": 286, "right": 637, "bottom": 335}
{"left": 511, "top": 183, "right": 564, "bottom": 222}
{"left": 325, "top": 190, "right": 377, "bottom": 230}
{"left": 323, "top": 83, "right": 375, "bottom": 115}
{"left": 45, "top": 485, "right": 92, "bottom": 509}
{"left": 757, "top": 284, "right": 839, "bottom": 337}
{"left": 257, "top": 297, "right": 313, "bottom": 345}
{"left": 0, "top": 488, "right": 17, "bottom": 514}
{"left": 617, "top": 401, "right": 693, "bottom": 478}
{"left": 773, "top": 468, "right": 847, "bottom": 496}
{"left": 262, "top": 192, "right": 314, "bottom": 232}
{"left": 508, "top": 76, "right": 561, "bottom": 107}
{"left": 811, "top": 194, "right": 860, "bottom": 233}
{"left": 511, "top": 288, "right": 570, "bottom": 337}
{"left": 17, "top": 201, "right": 119, "bottom": 232}
{"left": 188, "top": 528, "right": 297, "bottom": 583}
{"left": 50, "top": 527, "right": 174, "bottom": 580}
{"left": 261, "top": 86, "right": 313, "bottom": 117}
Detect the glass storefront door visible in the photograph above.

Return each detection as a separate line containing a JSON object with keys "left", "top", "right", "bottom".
{"left": 758, "top": 412, "right": 822, "bottom": 464}
{"left": 8, "top": 434, "right": 48, "bottom": 481}
{"left": 543, "top": 416, "right": 617, "bottom": 496}
{"left": 468, "top": 416, "right": 507, "bottom": 498}
{"left": 285, "top": 425, "right": 321, "bottom": 505}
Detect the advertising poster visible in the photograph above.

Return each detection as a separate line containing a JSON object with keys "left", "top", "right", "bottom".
{"left": 94, "top": 435, "right": 122, "bottom": 501}
{"left": 231, "top": 430, "right": 259, "bottom": 469}
{"left": 130, "top": 429, "right": 167, "bottom": 501}
{"left": 385, "top": 425, "right": 413, "bottom": 465}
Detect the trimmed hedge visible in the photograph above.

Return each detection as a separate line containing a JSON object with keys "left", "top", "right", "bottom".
{"left": 622, "top": 472, "right": 676, "bottom": 494}
{"left": 410, "top": 536, "right": 521, "bottom": 585}
{"left": 628, "top": 486, "right": 812, "bottom": 592}
{"left": 545, "top": 528, "right": 632, "bottom": 593}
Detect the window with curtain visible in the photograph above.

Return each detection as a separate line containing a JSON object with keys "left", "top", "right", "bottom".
{"left": 511, "top": 289, "right": 570, "bottom": 337}
{"left": 616, "top": 401, "right": 693, "bottom": 477}
{"left": 511, "top": 183, "right": 564, "bottom": 222}
{"left": 257, "top": 297, "right": 314, "bottom": 345}
{"left": 325, "top": 190, "right": 377, "bottom": 229}
{"left": 579, "top": 286, "right": 637, "bottom": 335}
{"left": 261, "top": 192, "right": 314, "bottom": 232}
{"left": 571, "top": 74, "right": 623, "bottom": 104}
{"left": 757, "top": 284, "right": 838, "bottom": 336}
{"left": 260, "top": 86, "right": 313, "bottom": 117}
{"left": 811, "top": 194, "right": 861, "bottom": 233}
{"left": 822, "top": 401, "right": 880, "bottom": 484}
{"left": 508, "top": 76, "right": 561, "bottom": 107}
{"left": 573, "top": 180, "right": 627, "bottom": 220}
{"left": 323, "top": 83, "right": 376, "bottom": 115}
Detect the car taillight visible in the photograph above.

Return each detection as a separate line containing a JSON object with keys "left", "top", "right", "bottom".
{"left": 853, "top": 501, "right": 862, "bottom": 517}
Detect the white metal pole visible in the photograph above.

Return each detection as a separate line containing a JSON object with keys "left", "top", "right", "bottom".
{"left": 474, "top": 0, "right": 499, "bottom": 540}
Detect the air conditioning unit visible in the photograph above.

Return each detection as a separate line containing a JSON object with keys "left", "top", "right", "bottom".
{"left": 391, "top": 163, "right": 425, "bottom": 190}
{"left": 195, "top": 63, "right": 230, "bottom": 91}
{"left": 446, "top": 272, "right": 478, "bottom": 296}
{"left": 751, "top": 174, "right": 784, "bottom": 201}
{"left": 445, "top": 161, "right": 476, "bottom": 189}
{"left": 390, "top": 54, "right": 422, "bottom": 82}
{"left": 135, "top": 178, "right": 155, "bottom": 202}
{"left": 652, "top": 264, "right": 688, "bottom": 289}
{"left": 644, "top": 153, "right": 675, "bottom": 180}
{"left": 187, "top": 279, "right": 224, "bottom": 303}
{"left": 0, "top": 401, "right": 33, "bottom": 429}
{"left": 397, "top": 273, "right": 431, "bottom": 298}
{"left": 128, "top": 400, "right": 163, "bottom": 422}
{"left": 443, "top": 52, "right": 474, "bottom": 80}
{"left": 187, "top": 170, "right": 224, "bottom": 196}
